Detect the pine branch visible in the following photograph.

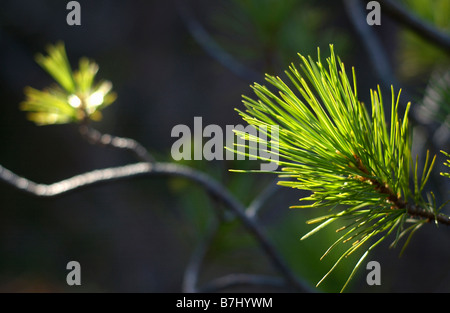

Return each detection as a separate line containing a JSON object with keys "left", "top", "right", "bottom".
{"left": 407, "top": 204, "right": 450, "bottom": 225}
{"left": 234, "top": 44, "right": 450, "bottom": 291}
{"left": 79, "top": 124, "right": 155, "bottom": 163}
{"left": 351, "top": 152, "right": 450, "bottom": 225}
{"left": 175, "top": 0, "right": 260, "bottom": 82}
{"left": 0, "top": 159, "right": 311, "bottom": 292}
{"left": 0, "top": 161, "right": 151, "bottom": 197}
{"left": 182, "top": 216, "right": 218, "bottom": 293}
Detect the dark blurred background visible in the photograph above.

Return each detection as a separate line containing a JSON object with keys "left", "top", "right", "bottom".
{"left": 0, "top": 0, "right": 449, "bottom": 292}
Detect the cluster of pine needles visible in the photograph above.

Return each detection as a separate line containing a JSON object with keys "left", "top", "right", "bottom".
{"left": 234, "top": 45, "right": 449, "bottom": 291}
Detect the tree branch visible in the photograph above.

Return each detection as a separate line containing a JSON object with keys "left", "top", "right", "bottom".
{"left": 0, "top": 159, "right": 312, "bottom": 292}
{"left": 0, "top": 162, "right": 152, "bottom": 197}
{"left": 197, "top": 274, "right": 288, "bottom": 293}
{"left": 352, "top": 152, "right": 450, "bottom": 226}
{"left": 79, "top": 125, "right": 155, "bottom": 163}
{"left": 344, "top": 0, "right": 398, "bottom": 89}
{"left": 407, "top": 204, "right": 450, "bottom": 226}
{"left": 246, "top": 178, "right": 281, "bottom": 219}
{"left": 375, "top": 0, "right": 450, "bottom": 53}
{"left": 174, "top": 0, "right": 260, "bottom": 83}
{"left": 182, "top": 217, "right": 219, "bottom": 293}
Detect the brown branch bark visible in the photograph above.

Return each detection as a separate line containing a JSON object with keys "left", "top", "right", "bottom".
{"left": 407, "top": 204, "right": 450, "bottom": 225}
{"left": 351, "top": 153, "right": 450, "bottom": 226}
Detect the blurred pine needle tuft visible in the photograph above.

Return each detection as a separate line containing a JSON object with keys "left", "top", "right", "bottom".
{"left": 21, "top": 42, "right": 116, "bottom": 125}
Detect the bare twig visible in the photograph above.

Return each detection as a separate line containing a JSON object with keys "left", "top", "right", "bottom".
{"left": 182, "top": 217, "right": 219, "bottom": 293}
{"left": 76, "top": 126, "right": 311, "bottom": 292}
{"left": 175, "top": 0, "right": 260, "bottom": 83}
{"left": 197, "top": 274, "right": 288, "bottom": 293}
{"left": 375, "top": 0, "right": 450, "bottom": 53}
{"left": 79, "top": 125, "right": 155, "bottom": 163}
{"left": 0, "top": 160, "right": 312, "bottom": 292}
{"left": 184, "top": 178, "right": 298, "bottom": 293}
{"left": 246, "top": 178, "right": 282, "bottom": 219}
{"left": 344, "top": 0, "right": 398, "bottom": 89}
{"left": 0, "top": 162, "right": 151, "bottom": 197}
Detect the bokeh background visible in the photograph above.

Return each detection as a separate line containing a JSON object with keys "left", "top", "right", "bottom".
{"left": 0, "top": 0, "right": 449, "bottom": 292}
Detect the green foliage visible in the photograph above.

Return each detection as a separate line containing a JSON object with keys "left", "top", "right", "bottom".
{"left": 21, "top": 42, "right": 116, "bottom": 125}
{"left": 234, "top": 45, "right": 439, "bottom": 291}
{"left": 441, "top": 151, "right": 450, "bottom": 179}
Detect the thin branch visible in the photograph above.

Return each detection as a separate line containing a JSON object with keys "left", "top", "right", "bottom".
{"left": 375, "top": 0, "right": 450, "bottom": 53}
{"left": 182, "top": 217, "right": 219, "bottom": 293}
{"left": 343, "top": 0, "right": 398, "bottom": 89}
{"left": 197, "top": 274, "right": 289, "bottom": 293}
{"left": 246, "top": 178, "right": 282, "bottom": 219}
{"left": 78, "top": 126, "right": 311, "bottom": 291}
{"left": 185, "top": 179, "right": 296, "bottom": 293}
{"left": 0, "top": 162, "right": 152, "bottom": 197}
{"left": 407, "top": 204, "right": 450, "bottom": 226}
{"left": 175, "top": 0, "right": 260, "bottom": 83}
{"left": 352, "top": 153, "right": 450, "bottom": 226}
{"left": 0, "top": 160, "right": 312, "bottom": 292}
{"left": 79, "top": 125, "right": 155, "bottom": 163}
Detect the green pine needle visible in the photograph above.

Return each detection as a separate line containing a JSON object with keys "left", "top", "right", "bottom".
{"left": 441, "top": 150, "right": 450, "bottom": 179}
{"left": 21, "top": 42, "right": 117, "bottom": 125}
{"left": 234, "top": 44, "right": 439, "bottom": 292}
